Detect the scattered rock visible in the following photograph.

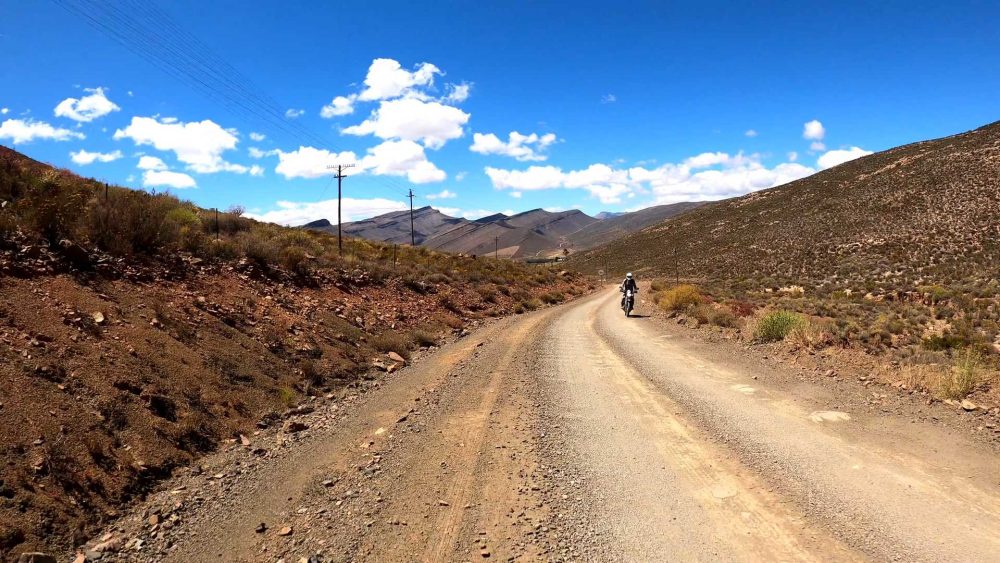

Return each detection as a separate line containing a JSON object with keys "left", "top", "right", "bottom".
{"left": 278, "top": 526, "right": 293, "bottom": 536}
{"left": 91, "top": 311, "right": 105, "bottom": 324}
{"left": 255, "top": 522, "right": 267, "bottom": 533}
{"left": 284, "top": 421, "right": 309, "bottom": 433}
{"left": 16, "top": 554, "right": 58, "bottom": 563}
{"left": 961, "top": 399, "right": 978, "bottom": 411}
{"left": 387, "top": 351, "right": 406, "bottom": 364}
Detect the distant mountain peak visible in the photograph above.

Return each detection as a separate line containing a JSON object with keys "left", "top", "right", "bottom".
{"left": 302, "top": 218, "right": 331, "bottom": 228}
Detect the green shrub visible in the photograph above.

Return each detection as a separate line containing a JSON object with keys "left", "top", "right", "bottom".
{"left": 753, "top": 311, "right": 804, "bottom": 343}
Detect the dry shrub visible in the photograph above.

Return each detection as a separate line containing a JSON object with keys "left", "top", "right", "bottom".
{"left": 940, "top": 348, "right": 986, "bottom": 399}
{"left": 657, "top": 284, "right": 702, "bottom": 312}
{"left": 371, "top": 332, "right": 411, "bottom": 360}
{"left": 409, "top": 329, "right": 438, "bottom": 348}
{"left": 787, "top": 317, "right": 835, "bottom": 350}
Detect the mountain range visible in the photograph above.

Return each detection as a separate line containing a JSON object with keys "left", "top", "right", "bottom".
{"left": 305, "top": 202, "right": 702, "bottom": 259}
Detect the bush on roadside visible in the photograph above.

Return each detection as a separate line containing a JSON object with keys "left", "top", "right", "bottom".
{"left": 752, "top": 310, "right": 804, "bottom": 343}
{"left": 371, "top": 332, "right": 412, "bottom": 360}
{"left": 657, "top": 284, "right": 702, "bottom": 312}
{"left": 939, "top": 348, "right": 986, "bottom": 399}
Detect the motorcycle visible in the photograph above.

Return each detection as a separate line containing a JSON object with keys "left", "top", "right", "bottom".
{"left": 622, "top": 288, "right": 636, "bottom": 317}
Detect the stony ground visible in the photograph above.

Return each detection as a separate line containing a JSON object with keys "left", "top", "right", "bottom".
{"left": 56, "top": 287, "right": 1000, "bottom": 563}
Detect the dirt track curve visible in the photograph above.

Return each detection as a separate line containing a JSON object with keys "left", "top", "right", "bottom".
{"left": 83, "top": 288, "right": 1000, "bottom": 562}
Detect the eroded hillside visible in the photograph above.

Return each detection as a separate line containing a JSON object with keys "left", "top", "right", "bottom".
{"left": 0, "top": 145, "right": 593, "bottom": 557}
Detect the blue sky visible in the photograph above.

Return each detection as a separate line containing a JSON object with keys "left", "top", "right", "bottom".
{"left": 2, "top": 0, "right": 999, "bottom": 225}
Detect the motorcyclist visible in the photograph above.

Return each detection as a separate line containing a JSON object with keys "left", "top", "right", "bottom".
{"left": 620, "top": 272, "right": 638, "bottom": 308}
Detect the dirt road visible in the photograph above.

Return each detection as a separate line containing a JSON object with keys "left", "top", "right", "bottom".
{"left": 86, "top": 288, "right": 1000, "bottom": 562}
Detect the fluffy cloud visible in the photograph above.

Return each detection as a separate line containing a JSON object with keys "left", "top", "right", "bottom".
{"left": 247, "top": 197, "right": 406, "bottom": 226}
{"left": 320, "top": 95, "right": 355, "bottom": 118}
{"left": 601, "top": 94, "right": 617, "bottom": 104}
{"left": 787, "top": 151, "right": 798, "bottom": 162}
{"left": 745, "top": 129, "right": 758, "bottom": 137}
{"left": 470, "top": 131, "right": 557, "bottom": 161}
{"left": 343, "top": 97, "right": 469, "bottom": 149}
{"left": 486, "top": 152, "right": 818, "bottom": 205}
{"left": 0, "top": 108, "right": 8, "bottom": 115}
{"left": 143, "top": 170, "right": 196, "bottom": 189}
{"left": 285, "top": 108, "right": 305, "bottom": 118}
{"left": 803, "top": 119, "right": 825, "bottom": 140}
{"left": 425, "top": 189, "right": 456, "bottom": 200}
{"left": 273, "top": 146, "right": 359, "bottom": 180}
{"left": 443, "top": 83, "right": 471, "bottom": 104}
{"left": 114, "top": 116, "right": 252, "bottom": 174}
{"left": 273, "top": 141, "right": 446, "bottom": 184}
{"left": 358, "top": 139, "right": 446, "bottom": 183}
{"left": 0, "top": 118, "right": 85, "bottom": 144}
{"left": 358, "top": 58, "right": 440, "bottom": 102}
{"left": 817, "top": 146, "right": 873, "bottom": 169}
{"left": 54, "top": 87, "right": 120, "bottom": 123}
{"left": 137, "top": 155, "right": 168, "bottom": 170}
{"left": 249, "top": 132, "right": 266, "bottom": 142}
{"left": 70, "top": 149, "right": 123, "bottom": 165}
{"left": 803, "top": 119, "right": 826, "bottom": 150}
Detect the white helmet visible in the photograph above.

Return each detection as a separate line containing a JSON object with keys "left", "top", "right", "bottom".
{"left": 626, "top": 272, "right": 633, "bottom": 279}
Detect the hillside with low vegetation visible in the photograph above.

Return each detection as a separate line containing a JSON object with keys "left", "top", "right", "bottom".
{"left": 573, "top": 121, "right": 1000, "bottom": 410}
{"left": 0, "top": 145, "right": 594, "bottom": 557}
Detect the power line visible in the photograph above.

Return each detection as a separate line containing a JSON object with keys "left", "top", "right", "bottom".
{"left": 51, "top": 0, "right": 418, "bottom": 198}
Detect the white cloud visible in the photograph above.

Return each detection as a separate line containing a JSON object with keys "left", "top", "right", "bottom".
{"left": 443, "top": 82, "right": 471, "bottom": 104}
{"left": 485, "top": 151, "right": 818, "bottom": 205}
{"left": 248, "top": 147, "right": 281, "bottom": 160}
{"left": 0, "top": 108, "right": 8, "bottom": 115}
{"left": 0, "top": 118, "right": 85, "bottom": 144}
{"left": 70, "top": 149, "right": 123, "bottom": 165}
{"left": 787, "top": 151, "right": 798, "bottom": 162}
{"left": 247, "top": 197, "right": 406, "bottom": 226}
{"left": 684, "top": 152, "right": 730, "bottom": 168}
{"left": 249, "top": 164, "right": 264, "bottom": 176}
{"left": 485, "top": 165, "right": 565, "bottom": 191}
{"left": 274, "top": 141, "right": 447, "bottom": 184}
{"left": 343, "top": 97, "right": 470, "bottom": 149}
{"left": 358, "top": 139, "right": 446, "bottom": 183}
{"left": 455, "top": 171, "right": 467, "bottom": 182}
{"left": 320, "top": 95, "right": 356, "bottom": 118}
{"left": 137, "top": 155, "right": 168, "bottom": 170}
{"left": 817, "top": 146, "right": 873, "bottom": 169}
{"left": 425, "top": 189, "right": 456, "bottom": 200}
{"left": 470, "top": 131, "right": 557, "bottom": 161}
{"left": 143, "top": 170, "right": 196, "bottom": 189}
{"left": 601, "top": 94, "right": 617, "bottom": 104}
{"left": 357, "top": 58, "right": 440, "bottom": 102}
{"left": 285, "top": 108, "right": 305, "bottom": 118}
{"left": 54, "top": 87, "right": 120, "bottom": 123}
{"left": 810, "top": 141, "right": 826, "bottom": 151}
{"left": 249, "top": 132, "right": 266, "bottom": 142}
{"left": 745, "top": 129, "right": 758, "bottom": 137}
{"left": 803, "top": 119, "right": 825, "bottom": 141}
{"left": 274, "top": 146, "right": 359, "bottom": 179}
{"left": 114, "top": 116, "right": 252, "bottom": 174}
{"left": 510, "top": 191, "right": 522, "bottom": 198}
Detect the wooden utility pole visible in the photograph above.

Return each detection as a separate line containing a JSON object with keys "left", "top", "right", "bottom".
{"left": 407, "top": 189, "right": 415, "bottom": 246}
{"left": 327, "top": 164, "right": 355, "bottom": 256}
{"left": 495, "top": 236, "right": 499, "bottom": 259}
